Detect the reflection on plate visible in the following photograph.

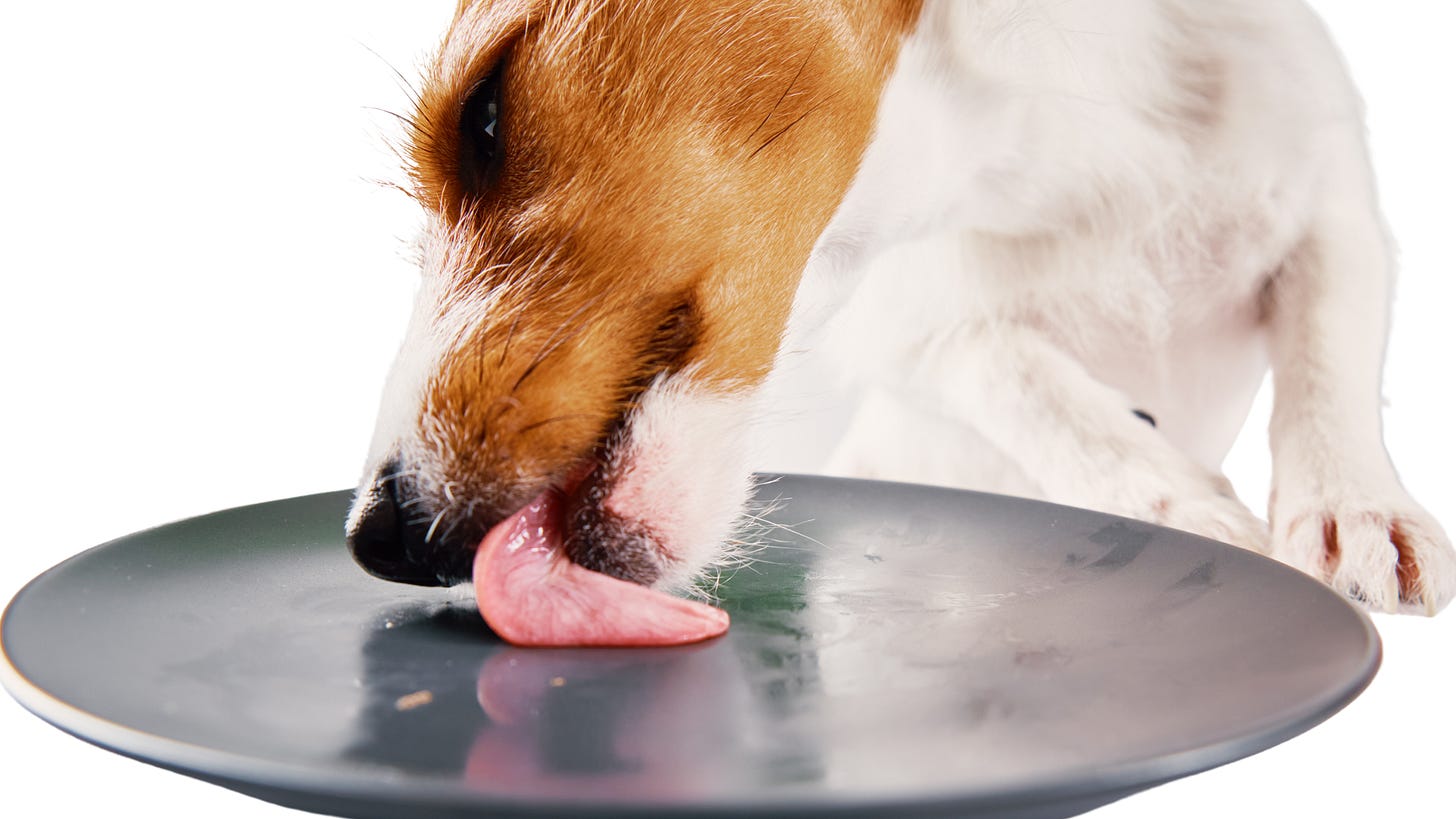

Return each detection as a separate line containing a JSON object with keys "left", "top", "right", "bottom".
{"left": 1, "top": 475, "right": 1378, "bottom": 818}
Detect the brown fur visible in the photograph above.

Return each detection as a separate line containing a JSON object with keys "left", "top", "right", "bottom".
{"left": 403, "top": 0, "right": 922, "bottom": 526}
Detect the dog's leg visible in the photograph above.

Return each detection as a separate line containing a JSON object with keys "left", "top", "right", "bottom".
{"left": 1265, "top": 148, "right": 1455, "bottom": 615}
{"left": 912, "top": 321, "right": 1269, "bottom": 554}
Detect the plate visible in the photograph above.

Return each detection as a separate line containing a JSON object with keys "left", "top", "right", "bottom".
{"left": 0, "top": 476, "right": 1378, "bottom": 818}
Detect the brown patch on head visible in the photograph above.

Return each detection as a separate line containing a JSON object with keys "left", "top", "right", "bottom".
{"left": 398, "top": 0, "right": 923, "bottom": 527}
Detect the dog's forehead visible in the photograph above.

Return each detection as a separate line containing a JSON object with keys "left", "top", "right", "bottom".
{"left": 439, "top": 1, "right": 856, "bottom": 81}
{"left": 438, "top": 0, "right": 674, "bottom": 84}
{"left": 436, "top": 0, "right": 534, "bottom": 91}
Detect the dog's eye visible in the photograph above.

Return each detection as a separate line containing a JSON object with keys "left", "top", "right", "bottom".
{"left": 460, "top": 66, "right": 503, "bottom": 187}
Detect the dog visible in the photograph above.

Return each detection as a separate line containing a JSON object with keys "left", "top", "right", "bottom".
{"left": 345, "top": 0, "right": 1455, "bottom": 617}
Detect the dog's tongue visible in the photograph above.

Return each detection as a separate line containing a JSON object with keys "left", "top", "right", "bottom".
{"left": 472, "top": 490, "right": 729, "bottom": 647}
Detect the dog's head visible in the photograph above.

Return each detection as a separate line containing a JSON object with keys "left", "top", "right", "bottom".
{"left": 347, "top": 0, "right": 918, "bottom": 591}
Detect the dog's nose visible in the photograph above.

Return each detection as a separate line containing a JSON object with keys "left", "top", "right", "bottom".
{"left": 346, "top": 457, "right": 473, "bottom": 586}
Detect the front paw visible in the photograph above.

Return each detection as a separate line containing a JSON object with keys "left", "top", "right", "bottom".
{"left": 1142, "top": 477, "right": 1270, "bottom": 556}
{"left": 1271, "top": 494, "right": 1456, "bottom": 615}
{"left": 1089, "top": 470, "right": 1269, "bottom": 555}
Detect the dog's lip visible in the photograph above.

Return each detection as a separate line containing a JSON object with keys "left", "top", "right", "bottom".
{"left": 557, "top": 456, "right": 666, "bottom": 586}
{"left": 557, "top": 459, "right": 596, "bottom": 497}
{"left": 471, "top": 487, "right": 730, "bottom": 647}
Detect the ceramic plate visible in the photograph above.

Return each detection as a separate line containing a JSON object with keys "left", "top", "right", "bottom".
{"left": 0, "top": 475, "right": 1379, "bottom": 818}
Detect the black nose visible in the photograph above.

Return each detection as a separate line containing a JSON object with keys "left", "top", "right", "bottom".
{"left": 345, "top": 458, "right": 474, "bottom": 586}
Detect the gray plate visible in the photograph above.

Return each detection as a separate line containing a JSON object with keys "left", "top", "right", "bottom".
{"left": 1, "top": 476, "right": 1378, "bottom": 819}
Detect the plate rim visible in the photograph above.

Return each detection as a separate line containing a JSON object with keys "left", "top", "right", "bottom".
{"left": 0, "top": 477, "right": 1383, "bottom": 817}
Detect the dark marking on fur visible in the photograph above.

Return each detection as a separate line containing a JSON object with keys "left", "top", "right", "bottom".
{"left": 642, "top": 293, "right": 702, "bottom": 379}
{"left": 1390, "top": 521, "right": 1422, "bottom": 601}
{"left": 1168, "top": 51, "right": 1225, "bottom": 133}
{"left": 1322, "top": 517, "right": 1341, "bottom": 569}
{"left": 564, "top": 468, "right": 662, "bottom": 585}
{"left": 1157, "top": 6, "right": 1227, "bottom": 137}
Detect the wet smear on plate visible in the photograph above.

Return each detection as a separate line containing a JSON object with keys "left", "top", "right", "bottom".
{"left": 1172, "top": 559, "right": 1218, "bottom": 590}
{"left": 1085, "top": 522, "right": 1155, "bottom": 572}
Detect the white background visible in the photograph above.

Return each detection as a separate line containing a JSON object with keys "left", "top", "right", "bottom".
{"left": 0, "top": 2, "right": 1451, "bottom": 816}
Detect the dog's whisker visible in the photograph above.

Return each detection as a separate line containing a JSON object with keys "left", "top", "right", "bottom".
{"left": 749, "top": 94, "right": 836, "bottom": 160}
{"left": 362, "top": 105, "right": 415, "bottom": 128}
{"left": 498, "top": 313, "right": 522, "bottom": 368}
{"left": 357, "top": 41, "right": 423, "bottom": 107}
{"left": 435, "top": 514, "right": 467, "bottom": 548}
{"left": 515, "top": 414, "right": 597, "bottom": 436}
{"left": 739, "top": 540, "right": 816, "bottom": 552}
{"left": 735, "top": 507, "right": 827, "bottom": 549}
{"left": 382, "top": 467, "right": 424, "bottom": 483}
{"left": 423, "top": 508, "right": 448, "bottom": 544}
{"left": 510, "top": 292, "right": 607, "bottom": 394}
{"left": 744, "top": 29, "right": 825, "bottom": 147}
{"left": 487, "top": 395, "right": 524, "bottom": 425}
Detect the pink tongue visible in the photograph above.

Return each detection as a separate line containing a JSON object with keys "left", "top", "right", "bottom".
{"left": 472, "top": 490, "right": 730, "bottom": 647}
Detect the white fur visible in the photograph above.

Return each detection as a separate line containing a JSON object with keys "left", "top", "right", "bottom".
{"left": 363, "top": 220, "right": 468, "bottom": 481}
{"left": 765, "top": 0, "right": 1454, "bottom": 613}
{"left": 603, "top": 374, "right": 763, "bottom": 594}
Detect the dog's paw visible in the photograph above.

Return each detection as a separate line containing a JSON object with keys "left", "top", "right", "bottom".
{"left": 1271, "top": 494, "right": 1456, "bottom": 615}
{"left": 1138, "top": 474, "right": 1271, "bottom": 556}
